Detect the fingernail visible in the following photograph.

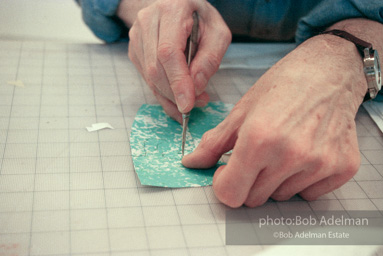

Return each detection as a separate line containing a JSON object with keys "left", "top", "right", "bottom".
{"left": 176, "top": 93, "right": 188, "bottom": 113}
{"left": 195, "top": 72, "right": 207, "bottom": 95}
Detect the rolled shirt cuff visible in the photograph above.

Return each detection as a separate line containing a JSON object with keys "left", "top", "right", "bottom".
{"left": 76, "top": 0, "right": 129, "bottom": 43}
{"left": 295, "top": 0, "right": 383, "bottom": 44}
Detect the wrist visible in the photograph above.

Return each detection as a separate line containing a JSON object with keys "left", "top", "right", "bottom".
{"left": 304, "top": 34, "right": 368, "bottom": 109}
{"left": 321, "top": 29, "right": 382, "bottom": 101}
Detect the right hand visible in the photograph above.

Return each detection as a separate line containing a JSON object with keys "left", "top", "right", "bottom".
{"left": 182, "top": 34, "right": 365, "bottom": 207}
{"left": 127, "top": 0, "right": 232, "bottom": 122}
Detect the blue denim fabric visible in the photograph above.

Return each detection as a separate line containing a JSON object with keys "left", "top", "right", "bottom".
{"left": 76, "top": 0, "right": 128, "bottom": 43}
{"left": 77, "top": 0, "right": 382, "bottom": 43}
{"left": 77, "top": 0, "right": 383, "bottom": 95}
{"left": 211, "top": 0, "right": 320, "bottom": 41}
{"left": 76, "top": 0, "right": 316, "bottom": 42}
{"left": 296, "top": 0, "right": 383, "bottom": 44}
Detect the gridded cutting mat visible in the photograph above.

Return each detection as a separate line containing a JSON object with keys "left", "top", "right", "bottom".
{"left": 0, "top": 40, "right": 382, "bottom": 256}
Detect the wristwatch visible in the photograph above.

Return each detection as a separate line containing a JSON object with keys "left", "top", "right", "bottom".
{"left": 321, "top": 29, "right": 382, "bottom": 101}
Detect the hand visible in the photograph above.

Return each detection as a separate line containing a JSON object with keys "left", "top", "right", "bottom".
{"left": 127, "top": 0, "right": 231, "bottom": 122}
{"left": 182, "top": 34, "right": 367, "bottom": 207}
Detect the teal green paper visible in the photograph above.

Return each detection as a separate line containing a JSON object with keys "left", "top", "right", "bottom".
{"left": 130, "top": 102, "right": 233, "bottom": 188}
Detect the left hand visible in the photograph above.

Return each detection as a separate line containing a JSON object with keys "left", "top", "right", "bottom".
{"left": 182, "top": 34, "right": 366, "bottom": 207}
{"left": 125, "top": 0, "right": 231, "bottom": 123}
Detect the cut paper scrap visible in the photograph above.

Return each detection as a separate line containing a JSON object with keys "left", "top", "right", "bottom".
{"left": 130, "top": 102, "right": 233, "bottom": 188}
{"left": 7, "top": 80, "right": 24, "bottom": 87}
{"left": 86, "top": 123, "right": 114, "bottom": 132}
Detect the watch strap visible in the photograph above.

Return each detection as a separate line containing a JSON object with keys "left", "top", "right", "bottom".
{"left": 321, "top": 29, "right": 372, "bottom": 55}
{"left": 321, "top": 29, "right": 378, "bottom": 102}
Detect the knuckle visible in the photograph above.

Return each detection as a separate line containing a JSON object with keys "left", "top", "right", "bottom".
{"left": 315, "top": 153, "right": 334, "bottom": 175}
{"left": 246, "top": 131, "right": 262, "bottom": 149}
{"left": 245, "top": 122, "right": 276, "bottom": 149}
{"left": 283, "top": 140, "right": 308, "bottom": 160}
{"left": 205, "top": 53, "right": 221, "bottom": 73}
{"left": 200, "top": 130, "right": 216, "bottom": 148}
{"left": 343, "top": 156, "right": 360, "bottom": 178}
{"left": 128, "top": 27, "right": 135, "bottom": 40}
{"left": 135, "top": 8, "right": 153, "bottom": 28}
{"left": 136, "top": 9, "right": 147, "bottom": 23}
{"left": 199, "top": 130, "right": 223, "bottom": 158}
{"left": 312, "top": 153, "right": 327, "bottom": 168}
{"left": 220, "top": 26, "right": 232, "bottom": 43}
{"left": 146, "top": 63, "right": 159, "bottom": 80}
{"left": 168, "top": 76, "right": 188, "bottom": 94}
{"left": 281, "top": 140, "right": 315, "bottom": 166}
{"left": 284, "top": 145, "right": 303, "bottom": 161}
{"left": 228, "top": 104, "right": 246, "bottom": 126}
{"left": 157, "top": 42, "right": 176, "bottom": 64}
{"left": 325, "top": 150, "right": 360, "bottom": 179}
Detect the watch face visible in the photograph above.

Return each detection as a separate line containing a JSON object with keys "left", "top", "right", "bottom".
{"left": 375, "top": 50, "right": 382, "bottom": 91}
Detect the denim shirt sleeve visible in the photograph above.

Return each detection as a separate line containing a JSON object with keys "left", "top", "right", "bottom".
{"left": 76, "top": 0, "right": 129, "bottom": 43}
{"left": 296, "top": 0, "right": 383, "bottom": 97}
{"left": 296, "top": 0, "right": 383, "bottom": 44}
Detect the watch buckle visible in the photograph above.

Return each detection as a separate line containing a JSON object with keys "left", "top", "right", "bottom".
{"left": 363, "top": 48, "right": 381, "bottom": 100}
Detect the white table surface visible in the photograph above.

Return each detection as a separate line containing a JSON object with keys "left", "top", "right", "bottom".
{"left": 0, "top": 40, "right": 382, "bottom": 256}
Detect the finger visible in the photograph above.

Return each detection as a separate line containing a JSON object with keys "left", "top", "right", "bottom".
{"left": 299, "top": 171, "right": 356, "bottom": 201}
{"left": 190, "top": 15, "right": 231, "bottom": 96}
{"left": 299, "top": 151, "right": 359, "bottom": 200}
{"left": 182, "top": 112, "right": 240, "bottom": 169}
{"left": 194, "top": 92, "right": 209, "bottom": 107}
{"left": 270, "top": 166, "right": 326, "bottom": 201}
{"left": 138, "top": 10, "right": 176, "bottom": 103}
{"left": 243, "top": 150, "right": 308, "bottom": 207}
{"left": 212, "top": 134, "right": 267, "bottom": 208}
{"left": 153, "top": 91, "right": 182, "bottom": 123}
{"left": 146, "top": 63, "right": 174, "bottom": 103}
{"left": 243, "top": 166, "right": 296, "bottom": 207}
{"left": 212, "top": 110, "right": 303, "bottom": 208}
{"left": 157, "top": 12, "right": 195, "bottom": 113}
{"left": 183, "top": 101, "right": 249, "bottom": 168}
{"left": 128, "top": 27, "right": 145, "bottom": 76}
{"left": 128, "top": 47, "right": 144, "bottom": 77}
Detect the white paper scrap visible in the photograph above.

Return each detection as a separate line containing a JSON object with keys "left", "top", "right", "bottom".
{"left": 86, "top": 123, "right": 114, "bottom": 132}
{"left": 7, "top": 80, "right": 24, "bottom": 87}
